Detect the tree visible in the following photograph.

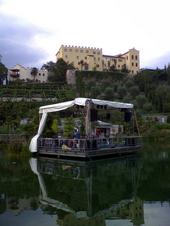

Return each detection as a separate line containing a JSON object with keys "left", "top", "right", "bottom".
{"left": 46, "top": 59, "right": 75, "bottom": 83}
{"left": 136, "top": 95, "right": 147, "bottom": 109}
{"left": 51, "top": 119, "right": 60, "bottom": 134}
{"left": 104, "top": 87, "right": 114, "bottom": 100}
{"left": 0, "top": 62, "right": 8, "bottom": 84}
{"left": 0, "top": 62, "right": 7, "bottom": 75}
{"left": 121, "top": 64, "right": 129, "bottom": 73}
{"left": 143, "top": 102, "right": 152, "bottom": 112}
{"left": 117, "top": 86, "right": 127, "bottom": 99}
{"left": 109, "top": 64, "right": 117, "bottom": 72}
{"left": 31, "top": 67, "right": 38, "bottom": 81}
{"left": 63, "top": 117, "right": 74, "bottom": 138}
{"left": 41, "top": 61, "right": 56, "bottom": 72}
{"left": 129, "top": 85, "right": 140, "bottom": 96}
{"left": 78, "top": 60, "right": 84, "bottom": 71}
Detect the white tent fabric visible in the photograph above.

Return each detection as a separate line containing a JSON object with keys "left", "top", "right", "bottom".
{"left": 30, "top": 98, "right": 133, "bottom": 153}
{"left": 29, "top": 112, "right": 47, "bottom": 153}
{"left": 39, "top": 100, "right": 75, "bottom": 114}
{"left": 39, "top": 98, "right": 133, "bottom": 114}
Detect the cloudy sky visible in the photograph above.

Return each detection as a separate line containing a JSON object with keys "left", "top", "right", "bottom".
{"left": 0, "top": 0, "right": 170, "bottom": 69}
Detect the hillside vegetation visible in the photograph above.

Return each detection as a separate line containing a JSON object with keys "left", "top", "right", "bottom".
{"left": 1, "top": 61, "right": 170, "bottom": 138}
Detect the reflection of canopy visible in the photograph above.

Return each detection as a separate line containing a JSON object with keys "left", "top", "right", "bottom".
{"left": 39, "top": 97, "right": 133, "bottom": 114}
{"left": 29, "top": 158, "right": 75, "bottom": 214}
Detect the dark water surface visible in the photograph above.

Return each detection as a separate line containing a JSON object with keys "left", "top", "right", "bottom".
{"left": 0, "top": 144, "right": 170, "bottom": 226}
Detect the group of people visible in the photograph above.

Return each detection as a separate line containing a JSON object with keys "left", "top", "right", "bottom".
{"left": 62, "top": 127, "right": 80, "bottom": 151}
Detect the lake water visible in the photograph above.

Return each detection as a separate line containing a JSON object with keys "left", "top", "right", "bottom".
{"left": 0, "top": 143, "right": 170, "bottom": 226}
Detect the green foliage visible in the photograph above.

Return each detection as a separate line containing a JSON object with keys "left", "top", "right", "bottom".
{"left": 0, "top": 62, "right": 7, "bottom": 75}
{"left": 128, "top": 85, "right": 140, "bottom": 96}
{"left": 103, "top": 87, "right": 114, "bottom": 100}
{"left": 117, "top": 86, "right": 127, "bottom": 99}
{"left": 0, "top": 125, "right": 11, "bottom": 133}
{"left": 154, "top": 123, "right": 170, "bottom": 130}
{"left": 2, "top": 66, "right": 170, "bottom": 137}
{"left": 63, "top": 117, "right": 74, "bottom": 138}
{"left": 136, "top": 95, "right": 147, "bottom": 109}
{"left": 30, "top": 67, "right": 38, "bottom": 80}
{"left": 51, "top": 119, "right": 60, "bottom": 134}
{"left": 47, "top": 59, "right": 75, "bottom": 83}
{"left": 143, "top": 122, "right": 170, "bottom": 142}
{"left": 143, "top": 102, "right": 152, "bottom": 112}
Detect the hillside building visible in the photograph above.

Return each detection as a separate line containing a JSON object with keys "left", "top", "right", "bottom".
{"left": 8, "top": 64, "right": 48, "bottom": 83}
{"left": 56, "top": 45, "right": 140, "bottom": 75}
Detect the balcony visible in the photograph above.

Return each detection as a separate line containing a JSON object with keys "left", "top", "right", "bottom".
{"left": 9, "top": 69, "right": 20, "bottom": 78}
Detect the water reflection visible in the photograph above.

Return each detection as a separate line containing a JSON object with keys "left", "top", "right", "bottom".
{"left": 30, "top": 156, "right": 144, "bottom": 226}
{"left": 1, "top": 145, "right": 170, "bottom": 226}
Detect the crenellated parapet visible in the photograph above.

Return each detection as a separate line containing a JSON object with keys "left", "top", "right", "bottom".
{"left": 60, "top": 45, "right": 102, "bottom": 52}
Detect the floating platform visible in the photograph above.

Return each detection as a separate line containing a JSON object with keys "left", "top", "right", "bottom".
{"left": 36, "top": 136, "right": 142, "bottom": 160}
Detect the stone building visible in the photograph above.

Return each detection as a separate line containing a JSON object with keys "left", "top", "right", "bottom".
{"left": 8, "top": 64, "right": 48, "bottom": 83}
{"left": 56, "top": 45, "right": 140, "bottom": 75}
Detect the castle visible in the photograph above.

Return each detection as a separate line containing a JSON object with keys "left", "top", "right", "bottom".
{"left": 56, "top": 45, "right": 140, "bottom": 75}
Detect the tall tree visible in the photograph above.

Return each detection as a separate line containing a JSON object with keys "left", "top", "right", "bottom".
{"left": 31, "top": 67, "right": 38, "bottom": 81}
{"left": 41, "top": 61, "right": 56, "bottom": 72}
{"left": 44, "top": 59, "right": 75, "bottom": 83}
{"left": 0, "top": 62, "right": 8, "bottom": 84}
{"left": 0, "top": 62, "right": 8, "bottom": 75}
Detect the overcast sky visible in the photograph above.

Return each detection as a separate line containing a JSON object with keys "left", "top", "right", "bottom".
{"left": 0, "top": 0, "right": 170, "bottom": 69}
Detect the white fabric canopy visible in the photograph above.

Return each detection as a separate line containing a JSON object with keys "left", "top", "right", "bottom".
{"left": 29, "top": 112, "right": 47, "bottom": 153}
{"left": 39, "top": 97, "right": 133, "bottom": 114}
{"left": 30, "top": 98, "right": 133, "bottom": 153}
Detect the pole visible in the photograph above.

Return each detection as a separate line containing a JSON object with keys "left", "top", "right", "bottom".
{"left": 85, "top": 100, "right": 92, "bottom": 137}
{"left": 134, "top": 110, "right": 140, "bottom": 136}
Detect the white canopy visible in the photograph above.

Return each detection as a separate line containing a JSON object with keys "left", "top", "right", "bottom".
{"left": 29, "top": 98, "right": 133, "bottom": 153}
{"left": 39, "top": 97, "right": 133, "bottom": 114}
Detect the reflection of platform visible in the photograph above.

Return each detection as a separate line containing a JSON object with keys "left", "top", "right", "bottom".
{"left": 30, "top": 156, "right": 144, "bottom": 226}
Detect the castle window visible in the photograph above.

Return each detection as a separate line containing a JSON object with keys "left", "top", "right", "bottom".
{"left": 118, "top": 64, "right": 120, "bottom": 68}
{"left": 65, "top": 55, "right": 68, "bottom": 58}
{"left": 39, "top": 73, "right": 41, "bottom": 76}
{"left": 136, "top": 63, "right": 138, "bottom": 67}
{"left": 118, "top": 59, "right": 122, "bottom": 62}
{"left": 131, "top": 55, "right": 134, "bottom": 60}
{"left": 135, "top": 55, "right": 138, "bottom": 60}
{"left": 85, "top": 57, "right": 87, "bottom": 60}
{"left": 132, "top": 62, "right": 134, "bottom": 66}
{"left": 77, "top": 56, "right": 79, "bottom": 59}
{"left": 86, "top": 50, "right": 89, "bottom": 53}
{"left": 131, "top": 70, "right": 134, "bottom": 74}
{"left": 93, "top": 51, "right": 96, "bottom": 54}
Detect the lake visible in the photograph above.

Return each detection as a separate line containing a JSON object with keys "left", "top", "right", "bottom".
{"left": 0, "top": 143, "right": 170, "bottom": 226}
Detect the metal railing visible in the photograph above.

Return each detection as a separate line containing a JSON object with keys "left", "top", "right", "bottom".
{"left": 38, "top": 136, "right": 142, "bottom": 155}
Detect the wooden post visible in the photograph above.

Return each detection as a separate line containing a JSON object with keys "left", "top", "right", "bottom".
{"left": 134, "top": 110, "right": 140, "bottom": 136}
{"left": 85, "top": 100, "right": 92, "bottom": 137}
